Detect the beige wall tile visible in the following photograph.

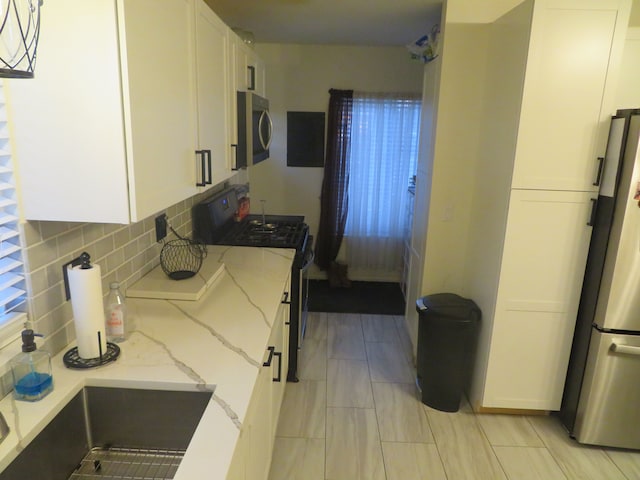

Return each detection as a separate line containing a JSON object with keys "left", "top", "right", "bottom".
{"left": 18, "top": 178, "right": 245, "bottom": 361}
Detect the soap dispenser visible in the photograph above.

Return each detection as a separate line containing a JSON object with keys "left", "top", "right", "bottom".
{"left": 10, "top": 330, "right": 53, "bottom": 402}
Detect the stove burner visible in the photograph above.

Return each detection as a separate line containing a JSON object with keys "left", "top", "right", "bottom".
{"left": 217, "top": 216, "right": 309, "bottom": 250}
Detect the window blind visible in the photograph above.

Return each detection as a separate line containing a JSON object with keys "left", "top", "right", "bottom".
{"left": 0, "top": 83, "right": 27, "bottom": 344}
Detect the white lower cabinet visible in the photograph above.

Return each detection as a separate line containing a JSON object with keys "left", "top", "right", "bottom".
{"left": 480, "top": 190, "right": 594, "bottom": 410}
{"left": 228, "top": 282, "right": 290, "bottom": 479}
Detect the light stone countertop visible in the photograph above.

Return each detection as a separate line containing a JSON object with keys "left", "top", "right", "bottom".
{"left": 0, "top": 245, "right": 296, "bottom": 479}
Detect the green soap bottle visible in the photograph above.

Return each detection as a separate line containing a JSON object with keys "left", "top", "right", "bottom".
{"left": 10, "top": 330, "right": 53, "bottom": 402}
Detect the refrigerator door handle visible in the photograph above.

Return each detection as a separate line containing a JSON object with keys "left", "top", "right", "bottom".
{"left": 593, "top": 157, "right": 605, "bottom": 186}
{"left": 611, "top": 343, "right": 640, "bottom": 356}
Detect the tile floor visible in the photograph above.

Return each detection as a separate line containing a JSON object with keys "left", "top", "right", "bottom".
{"left": 268, "top": 312, "right": 640, "bottom": 480}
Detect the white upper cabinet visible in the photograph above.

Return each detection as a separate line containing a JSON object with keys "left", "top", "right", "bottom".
{"left": 511, "top": 0, "right": 631, "bottom": 192}
{"left": 228, "top": 32, "right": 266, "bottom": 170}
{"left": 232, "top": 35, "right": 266, "bottom": 97}
{"left": 7, "top": 0, "right": 236, "bottom": 224}
{"left": 194, "top": 1, "right": 235, "bottom": 190}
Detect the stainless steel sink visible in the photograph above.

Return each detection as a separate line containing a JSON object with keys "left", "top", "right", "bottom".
{"left": 0, "top": 386, "right": 213, "bottom": 480}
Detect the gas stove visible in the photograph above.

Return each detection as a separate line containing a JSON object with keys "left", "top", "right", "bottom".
{"left": 217, "top": 215, "right": 309, "bottom": 250}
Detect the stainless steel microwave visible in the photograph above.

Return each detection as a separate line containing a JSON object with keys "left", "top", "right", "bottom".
{"left": 235, "top": 91, "right": 272, "bottom": 168}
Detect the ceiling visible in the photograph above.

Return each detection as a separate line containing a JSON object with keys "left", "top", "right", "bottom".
{"left": 204, "top": 0, "right": 443, "bottom": 46}
{"left": 204, "top": 0, "right": 639, "bottom": 46}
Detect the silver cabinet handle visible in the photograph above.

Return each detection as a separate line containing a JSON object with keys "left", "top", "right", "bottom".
{"left": 611, "top": 343, "right": 640, "bottom": 356}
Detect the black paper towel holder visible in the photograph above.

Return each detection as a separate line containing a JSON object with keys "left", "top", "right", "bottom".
{"left": 62, "top": 253, "right": 121, "bottom": 369}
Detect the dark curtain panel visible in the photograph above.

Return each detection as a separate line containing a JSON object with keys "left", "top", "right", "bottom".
{"left": 314, "top": 89, "right": 353, "bottom": 270}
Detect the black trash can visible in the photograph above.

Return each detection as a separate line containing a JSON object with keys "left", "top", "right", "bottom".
{"left": 415, "top": 293, "right": 481, "bottom": 412}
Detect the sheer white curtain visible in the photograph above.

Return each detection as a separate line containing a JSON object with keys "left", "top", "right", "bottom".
{"left": 344, "top": 92, "right": 421, "bottom": 281}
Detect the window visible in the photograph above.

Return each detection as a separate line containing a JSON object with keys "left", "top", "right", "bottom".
{"left": 344, "top": 92, "right": 421, "bottom": 279}
{"left": 0, "top": 83, "right": 27, "bottom": 348}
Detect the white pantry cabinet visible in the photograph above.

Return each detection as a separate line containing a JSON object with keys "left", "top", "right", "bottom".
{"left": 510, "top": 0, "right": 631, "bottom": 192}
{"left": 227, "top": 281, "right": 290, "bottom": 480}
{"left": 465, "top": 0, "right": 631, "bottom": 412}
{"left": 7, "top": 0, "right": 233, "bottom": 224}
{"left": 482, "top": 190, "right": 594, "bottom": 409}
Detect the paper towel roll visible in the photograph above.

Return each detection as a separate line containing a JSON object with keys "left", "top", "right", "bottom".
{"left": 67, "top": 263, "right": 107, "bottom": 359}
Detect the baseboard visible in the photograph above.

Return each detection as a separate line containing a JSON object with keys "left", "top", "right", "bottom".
{"left": 472, "top": 405, "right": 550, "bottom": 416}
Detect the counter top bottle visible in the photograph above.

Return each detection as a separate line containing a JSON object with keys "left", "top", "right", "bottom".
{"left": 10, "top": 330, "right": 53, "bottom": 402}
{"left": 106, "top": 282, "right": 126, "bottom": 342}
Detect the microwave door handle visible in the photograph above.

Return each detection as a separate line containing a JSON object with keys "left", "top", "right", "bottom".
{"left": 258, "top": 110, "right": 273, "bottom": 150}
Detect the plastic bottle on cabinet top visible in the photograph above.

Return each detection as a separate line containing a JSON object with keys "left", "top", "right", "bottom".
{"left": 106, "top": 282, "right": 127, "bottom": 343}
{"left": 10, "top": 330, "right": 53, "bottom": 402}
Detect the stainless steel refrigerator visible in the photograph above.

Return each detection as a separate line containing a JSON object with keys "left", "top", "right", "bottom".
{"left": 560, "top": 108, "right": 640, "bottom": 449}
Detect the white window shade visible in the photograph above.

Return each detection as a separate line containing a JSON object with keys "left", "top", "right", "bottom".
{"left": 345, "top": 92, "right": 421, "bottom": 280}
{"left": 0, "top": 83, "right": 26, "bottom": 346}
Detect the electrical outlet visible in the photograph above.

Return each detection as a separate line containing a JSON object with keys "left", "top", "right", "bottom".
{"left": 155, "top": 214, "right": 167, "bottom": 242}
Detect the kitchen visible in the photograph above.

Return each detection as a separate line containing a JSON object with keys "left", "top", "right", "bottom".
{"left": 0, "top": 0, "right": 637, "bottom": 479}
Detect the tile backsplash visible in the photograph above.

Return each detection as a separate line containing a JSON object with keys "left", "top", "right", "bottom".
{"left": 19, "top": 179, "right": 244, "bottom": 361}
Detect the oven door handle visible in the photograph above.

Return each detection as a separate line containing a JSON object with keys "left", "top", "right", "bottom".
{"left": 302, "top": 249, "right": 315, "bottom": 270}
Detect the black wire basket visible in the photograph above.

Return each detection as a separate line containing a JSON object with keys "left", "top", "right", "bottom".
{"left": 160, "top": 230, "right": 207, "bottom": 280}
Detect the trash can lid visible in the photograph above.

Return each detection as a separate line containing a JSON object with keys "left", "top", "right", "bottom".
{"left": 416, "top": 293, "right": 480, "bottom": 321}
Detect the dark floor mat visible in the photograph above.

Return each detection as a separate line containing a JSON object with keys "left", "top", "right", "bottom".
{"left": 308, "top": 280, "right": 405, "bottom": 315}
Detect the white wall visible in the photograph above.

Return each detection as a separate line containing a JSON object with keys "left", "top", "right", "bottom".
{"left": 249, "top": 44, "right": 424, "bottom": 276}
{"left": 417, "top": 22, "right": 490, "bottom": 297}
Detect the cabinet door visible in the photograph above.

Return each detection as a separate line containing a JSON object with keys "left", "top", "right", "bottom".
{"left": 120, "top": 0, "right": 198, "bottom": 221}
{"left": 244, "top": 352, "right": 272, "bottom": 480}
{"left": 234, "top": 39, "right": 266, "bottom": 96}
{"left": 194, "top": 1, "right": 234, "bottom": 189}
{"left": 483, "top": 189, "right": 594, "bottom": 410}
{"left": 7, "top": 0, "right": 198, "bottom": 224}
{"left": 511, "top": 0, "right": 631, "bottom": 192}
{"left": 7, "top": 0, "right": 131, "bottom": 223}
{"left": 226, "top": 427, "right": 247, "bottom": 480}
{"left": 271, "top": 297, "right": 289, "bottom": 438}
